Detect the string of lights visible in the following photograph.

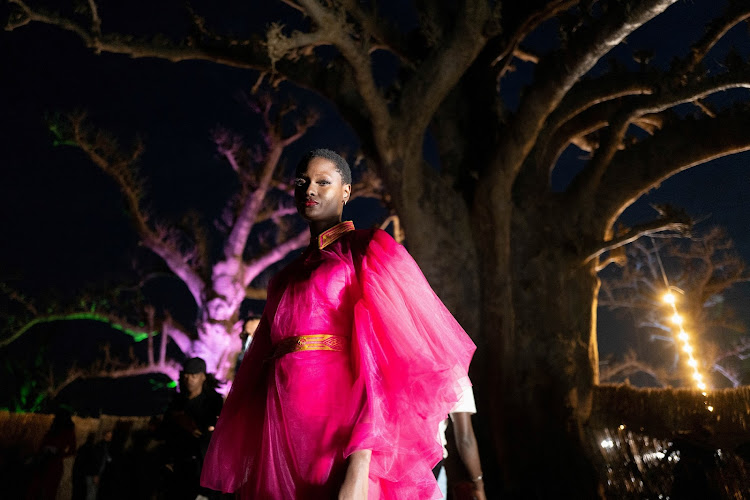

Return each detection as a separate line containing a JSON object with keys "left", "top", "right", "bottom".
{"left": 662, "top": 291, "right": 712, "bottom": 411}
{"left": 651, "top": 238, "right": 712, "bottom": 412}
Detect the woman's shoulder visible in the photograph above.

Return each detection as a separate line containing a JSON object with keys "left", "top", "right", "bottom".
{"left": 348, "top": 227, "right": 395, "bottom": 244}
{"left": 345, "top": 227, "right": 398, "bottom": 254}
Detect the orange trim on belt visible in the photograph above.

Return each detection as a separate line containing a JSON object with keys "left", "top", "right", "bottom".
{"left": 271, "top": 334, "right": 349, "bottom": 359}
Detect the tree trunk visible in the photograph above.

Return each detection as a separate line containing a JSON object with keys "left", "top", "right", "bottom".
{"left": 397, "top": 170, "right": 480, "bottom": 337}
{"left": 471, "top": 185, "right": 604, "bottom": 498}
{"left": 502, "top": 204, "right": 603, "bottom": 498}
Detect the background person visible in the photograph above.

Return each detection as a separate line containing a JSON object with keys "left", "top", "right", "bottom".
{"left": 162, "top": 357, "right": 223, "bottom": 500}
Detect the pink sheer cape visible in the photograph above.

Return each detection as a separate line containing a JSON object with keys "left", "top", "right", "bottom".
{"left": 201, "top": 228, "right": 475, "bottom": 499}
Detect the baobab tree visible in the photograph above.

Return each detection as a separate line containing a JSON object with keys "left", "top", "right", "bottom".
{"left": 1, "top": 98, "right": 380, "bottom": 393}
{"left": 7, "top": 0, "right": 750, "bottom": 497}
{"left": 599, "top": 228, "right": 750, "bottom": 388}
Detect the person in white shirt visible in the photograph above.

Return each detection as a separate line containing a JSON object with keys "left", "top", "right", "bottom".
{"left": 436, "top": 383, "right": 486, "bottom": 500}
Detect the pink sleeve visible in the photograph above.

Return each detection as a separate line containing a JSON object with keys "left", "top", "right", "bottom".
{"left": 345, "top": 229, "right": 476, "bottom": 489}
{"left": 200, "top": 310, "right": 273, "bottom": 493}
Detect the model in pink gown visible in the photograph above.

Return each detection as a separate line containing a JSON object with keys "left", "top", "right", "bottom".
{"left": 201, "top": 221, "right": 476, "bottom": 499}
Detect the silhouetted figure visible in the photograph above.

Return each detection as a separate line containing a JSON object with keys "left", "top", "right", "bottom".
{"left": 162, "top": 357, "right": 223, "bottom": 500}
{"left": 86, "top": 430, "right": 113, "bottom": 500}
{"left": 72, "top": 433, "right": 95, "bottom": 500}
{"left": 26, "top": 408, "right": 77, "bottom": 500}
{"left": 669, "top": 425, "right": 721, "bottom": 500}
{"left": 126, "top": 417, "right": 164, "bottom": 500}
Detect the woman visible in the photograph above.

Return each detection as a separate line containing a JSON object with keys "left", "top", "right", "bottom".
{"left": 201, "top": 149, "right": 476, "bottom": 499}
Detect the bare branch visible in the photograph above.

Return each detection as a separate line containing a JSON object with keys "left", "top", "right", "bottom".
{"left": 513, "top": 46, "right": 540, "bottom": 64}
{"left": 243, "top": 230, "right": 310, "bottom": 286}
{"left": 47, "top": 357, "right": 181, "bottom": 399}
{"left": 0, "top": 283, "right": 38, "bottom": 316}
{"left": 63, "top": 114, "right": 206, "bottom": 304}
{"left": 6, "top": 0, "right": 266, "bottom": 69}
{"left": 1, "top": 311, "right": 155, "bottom": 349}
{"left": 597, "top": 107, "right": 750, "bottom": 229}
{"left": 585, "top": 212, "right": 691, "bottom": 265}
{"left": 380, "top": 215, "right": 405, "bottom": 244}
{"left": 490, "top": 0, "right": 678, "bottom": 184}
{"left": 339, "top": 0, "right": 413, "bottom": 63}
{"left": 256, "top": 205, "right": 299, "bottom": 224}
{"left": 86, "top": 0, "right": 101, "bottom": 36}
{"left": 492, "top": 0, "right": 580, "bottom": 80}
{"left": 279, "top": 0, "right": 305, "bottom": 14}
{"left": 224, "top": 106, "right": 316, "bottom": 260}
{"left": 277, "top": 0, "right": 391, "bottom": 146}
{"left": 683, "top": 1, "right": 750, "bottom": 74}
{"left": 162, "top": 315, "right": 192, "bottom": 356}
{"left": 396, "top": 1, "right": 492, "bottom": 143}
{"left": 212, "top": 127, "right": 243, "bottom": 174}
{"left": 599, "top": 351, "right": 670, "bottom": 387}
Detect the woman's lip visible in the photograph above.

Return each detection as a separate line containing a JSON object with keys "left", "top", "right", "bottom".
{"left": 305, "top": 200, "right": 318, "bottom": 206}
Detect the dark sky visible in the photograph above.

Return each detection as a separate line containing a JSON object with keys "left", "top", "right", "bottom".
{"left": 1, "top": 1, "right": 750, "bottom": 408}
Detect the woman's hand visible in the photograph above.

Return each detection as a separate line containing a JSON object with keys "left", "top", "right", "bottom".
{"left": 472, "top": 480, "right": 487, "bottom": 500}
{"left": 339, "top": 450, "right": 371, "bottom": 500}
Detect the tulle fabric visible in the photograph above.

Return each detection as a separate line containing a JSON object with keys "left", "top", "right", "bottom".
{"left": 201, "top": 228, "right": 475, "bottom": 499}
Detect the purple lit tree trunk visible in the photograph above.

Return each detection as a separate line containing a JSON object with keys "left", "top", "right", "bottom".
{"left": 59, "top": 105, "right": 316, "bottom": 381}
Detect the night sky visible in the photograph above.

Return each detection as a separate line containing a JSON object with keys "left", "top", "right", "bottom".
{"left": 1, "top": 1, "right": 750, "bottom": 413}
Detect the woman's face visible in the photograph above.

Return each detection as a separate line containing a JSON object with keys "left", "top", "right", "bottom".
{"left": 294, "top": 157, "right": 351, "bottom": 225}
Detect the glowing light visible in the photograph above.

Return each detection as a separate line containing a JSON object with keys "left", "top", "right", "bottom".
{"left": 707, "top": 406, "right": 714, "bottom": 412}
{"left": 618, "top": 425, "right": 625, "bottom": 430}
{"left": 642, "top": 451, "right": 666, "bottom": 461}
{"left": 661, "top": 289, "right": 712, "bottom": 400}
{"left": 601, "top": 439, "right": 614, "bottom": 449}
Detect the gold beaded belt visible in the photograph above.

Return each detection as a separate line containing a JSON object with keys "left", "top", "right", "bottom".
{"left": 271, "top": 334, "right": 349, "bottom": 359}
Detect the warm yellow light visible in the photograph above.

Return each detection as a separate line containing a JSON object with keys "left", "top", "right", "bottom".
{"left": 693, "top": 372, "right": 703, "bottom": 381}
{"left": 698, "top": 382, "right": 707, "bottom": 390}
{"left": 702, "top": 391, "right": 708, "bottom": 396}
{"left": 663, "top": 292, "right": 676, "bottom": 304}
{"left": 688, "top": 358, "right": 698, "bottom": 367}
{"left": 678, "top": 332, "right": 689, "bottom": 341}
{"left": 618, "top": 424, "right": 625, "bottom": 430}
{"left": 672, "top": 313, "right": 683, "bottom": 325}
{"left": 683, "top": 345, "right": 693, "bottom": 354}
{"left": 707, "top": 406, "right": 714, "bottom": 412}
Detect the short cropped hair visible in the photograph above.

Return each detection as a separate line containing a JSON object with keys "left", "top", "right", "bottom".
{"left": 296, "top": 148, "right": 352, "bottom": 185}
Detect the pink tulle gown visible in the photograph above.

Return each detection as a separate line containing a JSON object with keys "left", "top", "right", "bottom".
{"left": 201, "top": 222, "right": 476, "bottom": 499}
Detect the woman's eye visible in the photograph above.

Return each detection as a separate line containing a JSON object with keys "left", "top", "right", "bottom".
{"left": 318, "top": 180, "right": 330, "bottom": 185}
{"left": 294, "top": 178, "right": 306, "bottom": 187}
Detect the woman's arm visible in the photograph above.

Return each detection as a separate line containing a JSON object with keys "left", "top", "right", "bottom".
{"left": 339, "top": 449, "right": 371, "bottom": 500}
{"left": 452, "top": 412, "right": 486, "bottom": 500}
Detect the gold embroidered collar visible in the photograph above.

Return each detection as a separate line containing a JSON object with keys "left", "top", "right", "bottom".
{"left": 317, "top": 220, "right": 355, "bottom": 250}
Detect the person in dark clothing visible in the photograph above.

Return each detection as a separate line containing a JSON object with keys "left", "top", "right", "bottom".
{"left": 72, "top": 431, "right": 112, "bottom": 500}
{"left": 26, "top": 408, "right": 77, "bottom": 500}
{"left": 85, "top": 430, "right": 113, "bottom": 500}
{"left": 162, "top": 357, "right": 223, "bottom": 500}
